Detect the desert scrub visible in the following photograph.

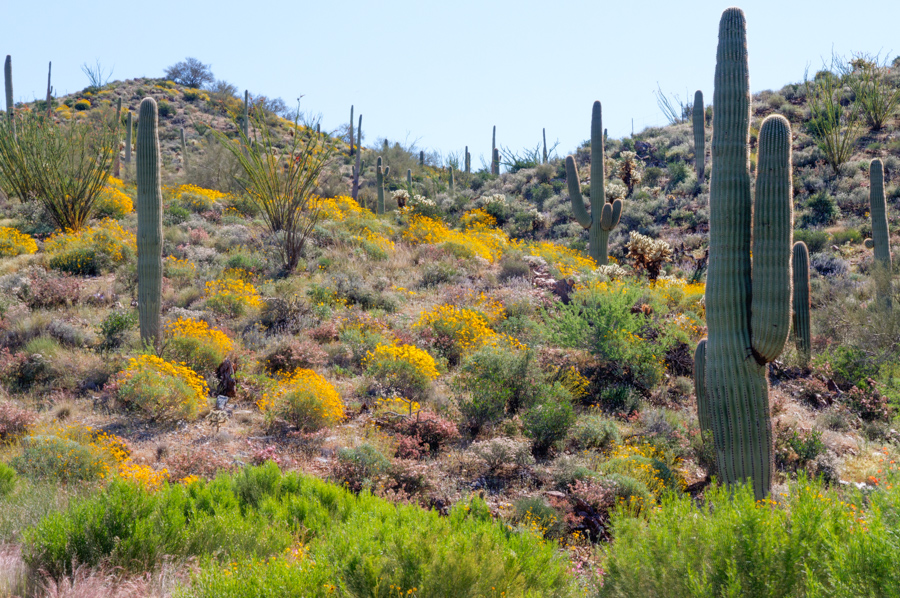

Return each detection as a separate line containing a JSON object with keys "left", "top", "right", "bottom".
{"left": 257, "top": 368, "right": 343, "bottom": 431}
{"left": 164, "top": 255, "right": 197, "bottom": 279}
{"left": 23, "top": 464, "right": 573, "bottom": 595}
{"left": 593, "top": 442, "right": 685, "bottom": 502}
{"left": 403, "top": 213, "right": 508, "bottom": 262}
{"left": 9, "top": 424, "right": 129, "bottom": 483}
{"left": 176, "top": 183, "right": 228, "bottom": 212}
{"left": 415, "top": 301, "right": 523, "bottom": 364}
{"left": 93, "top": 181, "right": 134, "bottom": 219}
{"left": 519, "top": 240, "right": 597, "bottom": 278}
{"left": 599, "top": 476, "right": 900, "bottom": 597}
{"left": 364, "top": 342, "right": 439, "bottom": 403}
{"left": 165, "top": 317, "right": 234, "bottom": 372}
{"left": 204, "top": 278, "right": 262, "bottom": 316}
{"left": 115, "top": 354, "right": 209, "bottom": 421}
{"left": 0, "top": 226, "right": 38, "bottom": 257}
{"left": 44, "top": 219, "right": 136, "bottom": 275}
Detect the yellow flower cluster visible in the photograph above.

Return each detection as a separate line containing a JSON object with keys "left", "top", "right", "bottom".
{"left": 222, "top": 267, "right": 255, "bottom": 281}
{"left": 403, "top": 215, "right": 508, "bottom": 262}
{"left": 258, "top": 368, "right": 344, "bottom": 431}
{"left": 313, "top": 195, "right": 369, "bottom": 221}
{"left": 165, "top": 256, "right": 197, "bottom": 278}
{"left": 519, "top": 241, "right": 597, "bottom": 279}
{"left": 364, "top": 343, "right": 440, "bottom": 381}
{"left": 117, "top": 354, "right": 209, "bottom": 421}
{"left": 119, "top": 460, "right": 169, "bottom": 491}
{"left": 45, "top": 219, "right": 136, "bottom": 274}
{"left": 0, "top": 226, "right": 38, "bottom": 257}
{"left": 176, "top": 184, "right": 229, "bottom": 211}
{"left": 353, "top": 229, "right": 395, "bottom": 256}
{"left": 415, "top": 304, "right": 498, "bottom": 354}
{"left": 598, "top": 442, "right": 686, "bottom": 500}
{"left": 166, "top": 317, "right": 234, "bottom": 368}
{"left": 205, "top": 278, "right": 263, "bottom": 316}
{"left": 459, "top": 208, "right": 497, "bottom": 230}
{"left": 558, "top": 366, "right": 590, "bottom": 399}
{"left": 93, "top": 184, "right": 134, "bottom": 219}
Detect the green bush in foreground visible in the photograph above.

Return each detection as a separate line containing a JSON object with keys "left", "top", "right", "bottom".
{"left": 599, "top": 476, "right": 900, "bottom": 597}
{"left": 23, "top": 463, "right": 573, "bottom": 596}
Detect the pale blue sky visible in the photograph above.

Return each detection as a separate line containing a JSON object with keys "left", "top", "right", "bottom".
{"left": 6, "top": 1, "right": 900, "bottom": 166}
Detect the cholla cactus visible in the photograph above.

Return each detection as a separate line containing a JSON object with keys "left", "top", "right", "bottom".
{"left": 597, "top": 263, "right": 629, "bottom": 280}
{"left": 392, "top": 189, "right": 410, "bottom": 208}
{"left": 477, "top": 193, "right": 506, "bottom": 207}
{"left": 617, "top": 151, "right": 642, "bottom": 196}
{"left": 625, "top": 231, "right": 672, "bottom": 280}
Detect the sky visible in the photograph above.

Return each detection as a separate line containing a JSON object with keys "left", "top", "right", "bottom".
{"left": 5, "top": 1, "right": 900, "bottom": 167}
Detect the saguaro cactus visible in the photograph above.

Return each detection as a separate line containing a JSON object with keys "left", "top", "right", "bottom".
{"left": 543, "top": 128, "right": 548, "bottom": 164}
{"left": 136, "top": 98, "right": 163, "bottom": 347}
{"left": 406, "top": 168, "right": 412, "bottom": 190}
{"left": 694, "top": 339, "right": 710, "bottom": 434}
{"left": 792, "top": 241, "right": 811, "bottom": 365}
{"left": 449, "top": 165, "right": 455, "bottom": 193}
{"left": 565, "top": 101, "right": 623, "bottom": 266}
{"left": 242, "top": 90, "right": 250, "bottom": 139}
{"left": 349, "top": 105, "right": 355, "bottom": 156}
{"left": 114, "top": 98, "right": 122, "bottom": 177}
{"left": 45, "top": 62, "right": 52, "bottom": 116}
{"left": 492, "top": 148, "right": 501, "bottom": 176}
{"left": 419, "top": 150, "right": 424, "bottom": 166}
{"left": 465, "top": 146, "right": 471, "bottom": 174}
{"left": 693, "top": 90, "right": 705, "bottom": 180}
{"left": 704, "top": 8, "right": 794, "bottom": 500}
{"left": 125, "top": 111, "right": 133, "bottom": 164}
{"left": 4, "top": 55, "right": 14, "bottom": 139}
{"left": 867, "top": 159, "right": 892, "bottom": 312}
{"left": 376, "top": 156, "right": 389, "bottom": 214}
{"left": 352, "top": 114, "right": 363, "bottom": 201}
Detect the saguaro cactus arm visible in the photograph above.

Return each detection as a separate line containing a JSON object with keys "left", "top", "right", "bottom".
{"left": 792, "top": 241, "right": 811, "bottom": 364}
{"left": 693, "top": 90, "right": 705, "bottom": 180}
{"left": 565, "top": 157, "right": 592, "bottom": 229}
{"left": 694, "top": 339, "right": 710, "bottom": 433}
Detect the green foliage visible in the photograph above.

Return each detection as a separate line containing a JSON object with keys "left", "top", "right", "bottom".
{"left": 522, "top": 385, "right": 575, "bottom": 455}
{"left": 801, "top": 191, "right": 839, "bottom": 227}
{"left": 599, "top": 477, "right": 900, "bottom": 597}
{"left": 804, "top": 60, "right": 863, "bottom": 171}
{"left": 570, "top": 414, "right": 621, "bottom": 451}
{"left": 23, "top": 464, "right": 572, "bottom": 596}
{"left": 97, "top": 309, "right": 137, "bottom": 352}
{"left": 511, "top": 495, "right": 566, "bottom": 539}
{"left": 333, "top": 444, "right": 392, "bottom": 492}
{"left": 10, "top": 436, "right": 106, "bottom": 482}
{"left": 0, "top": 463, "right": 16, "bottom": 497}
{"left": 793, "top": 228, "right": 830, "bottom": 253}
{"left": 831, "top": 227, "right": 861, "bottom": 246}
{"left": 157, "top": 99, "right": 174, "bottom": 117}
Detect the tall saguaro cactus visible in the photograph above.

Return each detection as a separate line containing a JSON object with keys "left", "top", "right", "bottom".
{"left": 180, "top": 127, "right": 188, "bottom": 173}
{"left": 693, "top": 90, "right": 705, "bottom": 180}
{"left": 465, "top": 146, "right": 471, "bottom": 174}
{"left": 543, "top": 128, "right": 548, "bottom": 164}
{"left": 352, "top": 114, "right": 363, "bottom": 201}
{"left": 565, "top": 101, "right": 623, "bottom": 266}
{"left": 792, "top": 241, "right": 811, "bottom": 365}
{"left": 867, "top": 159, "right": 892, "bottom": 312}
{"left": 136, "top": 98, "right": 163, "bottom": 347}
{"left": 376, "top": 156, "right": 389, "bottom": 215}
{"left": 4, "top": 55, "right": 14, "bottom": 139}
{"left": 114, "top": 98, "right": 123, "bottom": 177}
{"left": 125, "top": 111, "right": 133, "bottom": 164}
{"left": 46, "top": 62, "right": 53, "bottom": 117}
{"left": 349, "top": 105, "right": 355, "bottom": 156}
{"left": 491, "top": 126, "right": 499, "bottom": 175}
{"left": 449, "top": 165, "right": 455, "bottom": 193}
{"left": 704, "top": 8, "right": 794, "bottom": 500}
{"left": 242, "top": 90, "right": 250, "bottom": 140}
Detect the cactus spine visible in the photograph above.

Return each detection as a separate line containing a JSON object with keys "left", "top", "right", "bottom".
{"left": 565, "top": 101, "right": 623, "bottom": 266}
{"left": 792, "top": 242, "right": 811, "bottom": 366}
{"left": 136, "top": 98, "right": 163, "bottom": 347}
{"left": 125, "top": 111, "right": 133, "bottom": 164}
{"left": 352, "top": 114, "right": 363, "bottom": 201}
{"left": 869, "top": 159, "right": 892, "bottom": 312}
{"left": 376, "top": 156, "right": 389, "bottom": 215}
{"left": 349, "top": 105, "right": 354, "bottom": 156}
{"left": 4, "top": 55, "right": 14, "bottom": 140}
{"left": 543, "top": 128, "right": 548, "bottom": 164}
{"left": 693, "top": 90, "right": 705, "bottom": 180}
{"left": 705, "top": 8, "right": 793, "bottom": 500}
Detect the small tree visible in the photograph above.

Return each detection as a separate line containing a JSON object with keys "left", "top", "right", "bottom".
{"left": 164, "top": 57, "right": 214, "bottom": 88}
{"left": 213, "top": 105, "right": 333, "bottom": 272}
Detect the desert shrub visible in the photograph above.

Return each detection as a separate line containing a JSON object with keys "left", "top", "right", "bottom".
{"left": 204, "top": 278, "right": 262, "bottom": 317}
{"left": 73, "top": 99, "right": 91, "bottom": 111}
{"left": 115, "top": 354, "right": 209, "bottom": 421}
{"left": 456, "top": 345, "right": 544, "bottom": 430}
{"left": 775, "top": 427, "right": 827, "bottom": 471}
{"left": 0, "top": 463, "right": 15, "bottom": 497}
{"left": 801, "top": 191, "right": 839, "bottom": 226}
{"left": 176, "top": 184, "right": 227, "bottom": 213}
{"left": 10, "top": 435, "right": 108, "bottom": 482}
{"left": 333, "top": 443, "right": 392, "bottom": 492}
{"left": 596, "top": 443, "right": 684, "bottom": 502}
{"left": 418, "top": 261, "right": 460, "bottom": 287}
{"left": 511, "top": 495, "right": 567, "bottom": 540}
{"left": 522, "top": 241, "right": 597, "bottom": 279}
{"left": 92, "top": 184, "right": 133, "bottom": 219}
{"left": 258, "top": 368, "right": 343, "bottom": 431}
{"left": 415, "top": 303, "right": 515, "bottom": 365}
{"left": 831, "top": 227, "right": 862, "bottom": 245}
{"left": 164, "top": 317, "right": 233, "bottom": 373}
{"left": 21, "top": 271, "right": 82, "bottom": 309}
{"left": 570, "top": 414, "right": 621, "bottom": 451}
{"left": 843, "top": 381, "right": 890, "bottom": 422}
{"left": 393, "top": 412, "right": 460, "bottom": 458}
{"left": 45, "top": 220, "right": 136, "bottom": 275}
{"left": 499, "top": 254, "right": 531, "bottom": 281}
{"left": 793, "top": 228, "right": 830, "bottom": 254}
{"left": 0, "top": 401, "right": 36, "bottom": 442}
{"left": 262, "top": 338, "right": 327, "bottom": 374}
{"left": 810, "top": 252, "right": 849, "bottom": 277}
{"left": 599, "top": 477, "right": 900, "bottom": 597}
{"left": 97, "top": 309, "right": 137, "bottom": 352}
{"left": 157, "top": 99, "right": 173, "bottom": 117}
{"left": 403, "top": 213, "right": 508, "bottom": 263}
{"left": 0, "top": 226, "right": 37, "bottom": 257}
{"left": 164, "top": 446, "right": 234, "bottom": 482}
{"left": 467, "top": 437, "right": 535, "bottom": 473}
{"left": 364, "top": 343, "right": 439, "bottom": 402}
{"left": 522, "top": 384, "right": 576, "bottom": 455}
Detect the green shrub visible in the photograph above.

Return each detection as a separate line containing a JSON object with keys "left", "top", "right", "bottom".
{"left": 333, "top": 444, "right": 392, "bottom": 492}
{"left": 157, "top": 100, "right": 174, "bottom": 117}
{"left": 97, "top": 309, "right": 137, "bottom": 352}
{"left": 793, "top": 228, "right": 830, "bottom": 254}
{"left": 831, "top": 227, "right": 862, "bottom": 245}
{"left": 522, "top": 385, "right": 575, "bottom": 455}
{"left": 0, "top": 463, "right": 16, "bottom": 497}
{"left": 11, "top": 436, "right": 107, "bottom": 482}
{"left": 512, "top": 495, "right": 566, "bottom": 540}
{"left": 570, "top": 414, "right": 621, "bottom": 451}
{"left": 73, "top": 99, "right": 91, "bottom": 111}
{"left": 599, "top": 477, "right": 900, "bottom": 597}
{"left": 801, "top": 191, "right": 839, "bottom": 226}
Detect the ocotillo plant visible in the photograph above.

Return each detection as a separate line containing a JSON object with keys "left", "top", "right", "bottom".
{"left": 704, "top": 8, "right": 794, "bottom": 500}
{"left": 136, "top": 98, "right": 163, "bottom": 347}
{"left": 376, "top": 156, "right": 389, "bottom": 215}
{"left": 693, "top": 90, "right": 705, "bottom": 180}
{"left": 4, "top": 55, "right": 14, "bottom": 139}
{"left": 125, "top": 111, "right": 133, "bottom": 164}
{"left": 349, "top": 105, "right": 354, "bottom": 156}
{"left": 543, "top": 128, "right": 548, "bottom": 163}
{"left": 352, "top": 114, "right": 362, "bottom": 201}
{"left": 114, "top": 98, "right": 122, "bottom": 177}
{"left": 45, "top": 62, "right": 52, "bottom": 116}
{"left": 565, "top": 101, "right": 623, "bottom": 266}
{"left": 180, "top": 127, "right": 187, "bottom": 173}
{"left": 792, "top": 241, "right": 811, "bottom": 366}
{"left": 867, "top": 159, "right": 892, "bottom": 312}
{"left": 242, "top": 90, "right": 250, "bottom": 140}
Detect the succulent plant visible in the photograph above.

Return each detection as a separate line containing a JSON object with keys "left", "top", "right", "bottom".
{"left": 114, "top": 98, "right": 122, "bottom": 177}
{"left": 349, "top": 105, "right": 355, "bottom": 156}
{"left": 565, "top": 101, "right": 623, "bottom": 265}
{"left": 136, "top": 98, "right": 163, "bottom": 347}
{"left": 543, "top": 128, "right": 548, "bottom": 164}
{"left": 465, "top": 145, "right": 470, "bottom": 174}
{"left": 45, "top": 62, "right": 52, "bottom": 117}
{"left": 376, "top": 156, "right": 389, "bottom": 215}
{"left": 419, "top": 150, "right": 424, "bottom": 166}
{"left": 449, "top": 165, "right": 455, "bottom": 193}
{"left": 694, "top": 339, "right": 710, "bottom": 433}
{"left": 125, "top": 111, "right": 133, "bottom": 164}
{"left": 703, "top": 8, "right": 794, "bottom": 500}
{"left": 693, "top": 90, "right": 705, "bottom": 180}
{"left": 792, "top": 241, "right": 811, "bottom": 365}
{"left": 4, "top": 55, "right": 14, "bottom": 139}
{"left": 491, "top": 126, "right": 499, "bottom": 175}
{"left": 242, "top": 90, "right": 250, "bottom": 140}
{"left": 867, "top": 159, "right": 892, "bottom": 312}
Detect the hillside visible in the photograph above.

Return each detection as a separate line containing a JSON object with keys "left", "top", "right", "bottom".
{"left": 1, "top": 32, "right": 900, "bottom": 597}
